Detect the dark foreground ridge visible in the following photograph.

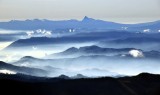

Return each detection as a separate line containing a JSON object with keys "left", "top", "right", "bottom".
{"left": 0, "top": 73, "right": 160, "bottom": 95}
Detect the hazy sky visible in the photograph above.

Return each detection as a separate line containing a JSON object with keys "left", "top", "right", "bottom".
{"left": 0, "top": 0, "right": 160, "bottom": 23}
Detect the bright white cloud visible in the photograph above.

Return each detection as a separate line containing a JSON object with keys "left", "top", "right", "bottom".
{"left": 129, "top": 50, "right": 144, "bottom": 58}
{"left": 143, "top": 29, "right": 150, "bottom": 32}
{"left": 26, "top": 29, "right": 52, "bottom": 37}
{"left": 0, "top": 69, "right": 17, "bottom": 74}
{"left": 26, "top": 31, "right": 34, "bottom": 36}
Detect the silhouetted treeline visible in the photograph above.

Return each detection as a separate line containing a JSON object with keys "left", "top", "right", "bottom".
{"left": 0, "top": 73, "right": 160, "bottom": 95}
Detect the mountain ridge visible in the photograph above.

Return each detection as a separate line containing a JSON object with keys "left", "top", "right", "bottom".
{"left": 0, "top": 61, "right": 48, "bottom": 76}
{"left": 0, "top": 16, "right": 159, "bottom": 31}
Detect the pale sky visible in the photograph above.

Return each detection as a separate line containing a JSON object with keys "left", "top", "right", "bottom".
{"left": 0, "top": 0, "right": 160, "bottom": 23}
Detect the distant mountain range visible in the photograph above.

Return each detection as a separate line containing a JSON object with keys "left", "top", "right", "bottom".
{"left": 47, "top": 45, "right": 160, "bottom": 59}
{"left": 13, "top": 56, "right": 121, "bottom": 77}
{"left": 47, "top": 45, "right": 136, "bottom": 58}
{"left": 0, "top": 16, "right": 159, "bottom": 32}
{"left": 0, "top": 16, "right": 122, "bottom": 30}
{"left": 106, "top": 37, "right": 160, "bottom": 44}
{"left": 11, "top": 46, "right": 160, "bottom": 76}
{"left": 4, "top": 31, "right": 160, "bottom": 51}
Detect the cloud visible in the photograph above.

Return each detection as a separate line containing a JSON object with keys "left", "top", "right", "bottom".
{"left": 26, "top": 31, "right": 34, "bottom": 36}
{"left": 19, "top": 62, "right": 31, "bottom": 67}
{"left": 26, "top": 29, "right": 52, "bottom": 37}
{"left": 32, "top": 46, "right": 38, "bottom": 50}
{"left": 143, "top": 29, "right": 150, "bottom": 33}
{"left": 129, "top": 50, "right": 144, "bottom": 58}
{"left": 0, "top": 69, "right": 17, "bottom": 74}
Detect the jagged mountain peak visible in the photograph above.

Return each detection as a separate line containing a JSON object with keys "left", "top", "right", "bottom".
{"left": 79, "top": 45, "right": 101, "bottom": 51}
{"left": 82, "top": 16, "right": 95, "bottom": 22}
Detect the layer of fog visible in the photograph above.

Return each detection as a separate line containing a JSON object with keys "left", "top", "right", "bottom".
{"left": 98, "top": 43, "right": 160, "bottom": 52}
{"left": 12, "top": 54, "right": 160, "bottom": 77}
{"left": 0, "top": 29, "right": 86, "bottom": 62}
{"left": 1, "top": 29, "right": 160, "bottom": 77}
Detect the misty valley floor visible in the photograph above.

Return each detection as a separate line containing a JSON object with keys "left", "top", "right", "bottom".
{"left": 1, "top": 73, "right": 160, "bottom": 95}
